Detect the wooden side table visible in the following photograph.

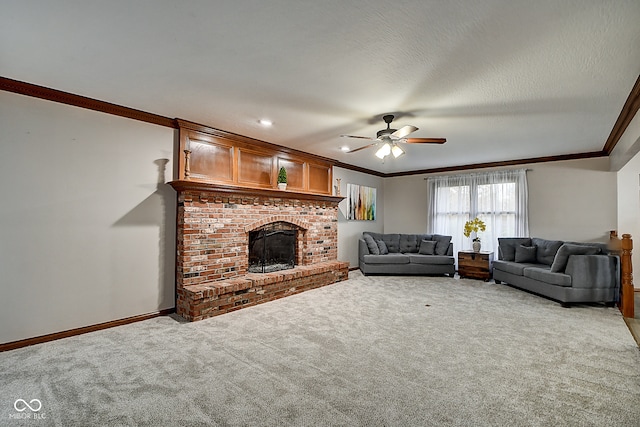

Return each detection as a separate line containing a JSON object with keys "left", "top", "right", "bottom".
{"left": 458, "top": 251, "right": 494, "bottom": 281}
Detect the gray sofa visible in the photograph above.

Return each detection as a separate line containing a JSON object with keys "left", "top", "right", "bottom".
{"left": 493, "top": 237, "right": 619, "bottom": 307}
{"left": 358, "top": 232, "right": 455, "bottom": 276}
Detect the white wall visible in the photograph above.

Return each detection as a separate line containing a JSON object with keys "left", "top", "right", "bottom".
{"left": 333, "top": 167, "right": 384, "bottom": 267}
{"left": 527, "top": 158, "right": 616, "bottom": 242}
{"left": 0, "top": 92, "right": 176, "bottom": 344}
{"left": 383, "top": 174, "right": 429, "bottom": 233}
{"left": 383, "top": 157, "right": 617, "bottom": 246}
{"left": 613, "top": 111, "right": 640, "bottom": 271}
{"left": 616, "top": 152, "right": 640, "bottom": 270}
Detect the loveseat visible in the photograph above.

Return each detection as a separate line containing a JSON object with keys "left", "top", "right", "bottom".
{"left": 493, "top": 237, "right": 619, "bottom": 307}
{"left": 358, "top": 232, "right": 455, "bottom": 276}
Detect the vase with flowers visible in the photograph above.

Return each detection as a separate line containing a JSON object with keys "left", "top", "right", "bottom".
{"left": 464, "top": 217, "right": 486, "bottom": 252}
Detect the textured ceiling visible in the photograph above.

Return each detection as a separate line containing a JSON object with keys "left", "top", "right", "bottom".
{"left": 2, "top": 0, "right": 640, "bottom": 173}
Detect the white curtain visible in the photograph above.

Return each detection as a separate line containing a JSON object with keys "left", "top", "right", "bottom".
{"left": 426, "top": 169, "right": 529, "bottom": 255}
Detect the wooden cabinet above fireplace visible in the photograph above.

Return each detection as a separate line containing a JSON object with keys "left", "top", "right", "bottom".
{"left": 176, "top": 119, "right": 334, "bottom": 195}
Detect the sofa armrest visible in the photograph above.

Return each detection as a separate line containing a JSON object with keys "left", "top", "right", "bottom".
{"left": 447, "top": 242, "right": 453, "bottom": 256}
{"left": 565, "top": 255, "right": 618, "bottom": 289}
{"left": 358, "top": 238, "right": 370, "bottom": 261}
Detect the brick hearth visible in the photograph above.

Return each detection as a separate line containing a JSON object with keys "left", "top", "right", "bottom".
{"left": 169, "top": 181, "right": 349, "bottom": 321}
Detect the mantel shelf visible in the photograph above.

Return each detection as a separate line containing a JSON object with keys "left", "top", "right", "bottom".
{"left": 168, "top": 180, "right": 345, "bottom": 203}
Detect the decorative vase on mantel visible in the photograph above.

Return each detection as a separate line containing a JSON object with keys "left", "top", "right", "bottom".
{"left": 278, "top": 183, "right": 287, "bottom": 190}
{"left": 472, "top": 240, "right": 481, "bottom": 253}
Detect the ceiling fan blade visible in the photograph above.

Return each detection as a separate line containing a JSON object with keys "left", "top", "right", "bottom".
{"left": 391, "top": 125, "right": 418, "bottom": 139}
{"left": 404, "top": 137, "right": 447, "bottom": 144}
{"left": 346, "top": 142, "right": 378, "bottom": 153}
{"left": 340, "top": 134, "right": 375, "bottom": 140}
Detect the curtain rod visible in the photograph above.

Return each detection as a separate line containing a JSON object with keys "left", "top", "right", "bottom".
{"left": 422, "top": 169, "right": 532, "bottom": 180}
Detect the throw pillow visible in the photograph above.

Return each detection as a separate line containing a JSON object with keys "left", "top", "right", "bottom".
{"left": 432, "top": 234, "right": 452, "bottom": 256}
{"left": 363, "top": 234, "right": 380, "bottom": 255}
{"left": 419, "top": 239, "right": 437, "bottom": 255}
{"left": 498, "top": 238, "right": 532, "bottom": 261}
{"left": 376, "top": 239, "right": 389, "bottom": 255}
{"left": 515, "top": 245, "right": 537, "bottom": 263}
{"left": 550, "top": 243, "right": 600, "bottom": 272}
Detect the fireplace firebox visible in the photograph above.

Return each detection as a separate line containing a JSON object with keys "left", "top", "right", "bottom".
{"left": 248, "top": 222, "right": 297, "bottom": 273}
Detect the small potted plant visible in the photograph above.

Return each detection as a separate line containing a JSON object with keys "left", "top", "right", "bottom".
{"left": 463, "top": 217, "right": 486, "bottom": 252}
{"left": 277, "top": 167, "right": 287, "bottom": 190}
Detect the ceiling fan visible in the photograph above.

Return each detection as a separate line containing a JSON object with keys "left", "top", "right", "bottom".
{"left": 341, "top": 114, "right": 446, "bottom": 159}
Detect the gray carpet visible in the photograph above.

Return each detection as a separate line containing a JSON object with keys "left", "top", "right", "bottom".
{"left": 2, "top": 271, "right": 639, "bottom": 426}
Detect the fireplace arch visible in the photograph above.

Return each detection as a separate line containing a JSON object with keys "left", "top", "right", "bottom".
{"left": 244, "top": 215, "right": 311, "bottom": 234}
{"left": 248, "top": 221, "right": 302, "bottom": 273}
{"left": 246, "top": 216, "right": 312, "bottom": 270}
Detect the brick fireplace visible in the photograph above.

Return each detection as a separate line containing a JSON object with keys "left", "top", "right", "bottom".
{"left": 169, "top": 181, "right": 349, "bottom": 321}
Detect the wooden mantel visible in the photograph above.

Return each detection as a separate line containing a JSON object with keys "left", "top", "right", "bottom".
{"left": 169, "top": 180, "right": 344, "bottom": 204}
{"left": 176, "top": 119, "right": 338, "bottom": 197}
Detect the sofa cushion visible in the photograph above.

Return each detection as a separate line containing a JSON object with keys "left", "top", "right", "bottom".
{"left": 515, "top": 245, "right": 537, "bottom": 263}
{"left": 399, "top": 234, "right": 419, "bottom": 253}
{"left": 381, "top": 234, "right": 401, "bottom": 253}
{"left": 433, "top": 234, "right": 452, "bottom": 256}
{"left": 376, "top": 240, "right": 389, "bottom": 255}
{"left": 363, "top": 234, "right": 379, "bottom": 255}
{"left": 498, "top": 238, "right": 532, "bottom": 261}
{"left": 531, "top": 238, "right": 564, "bottom": 265}
{"left": 550, "top": 243, "right": 600, "bottom": 272}
{"left": 409, "top": 255, "right": 455, "bottom": 265}
{"left": 523, "top": 267, "right": 572, "bottom": 287}
{"left": 419, "top": 240, "right": 437, "bottom": 255}
{"left": 364, "top": 233, "right": 400, "bottom": 253}
{"left": 363, "top": 254, "right": 410, "bottom": 264}
{"left": 493, "top": 260, "right": 539, "bottom": 276}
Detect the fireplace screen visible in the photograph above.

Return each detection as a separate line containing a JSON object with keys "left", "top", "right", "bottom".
{"left": 248, "top": 223, "right": 296, "bottom": 273}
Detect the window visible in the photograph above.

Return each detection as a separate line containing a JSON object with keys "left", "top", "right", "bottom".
{"left": 427, "top": 169, "right": 529, "bottom": 255}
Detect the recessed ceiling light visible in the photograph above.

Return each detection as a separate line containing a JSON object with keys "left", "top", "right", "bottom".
{"left": 258, "top": 119, "right": 273, "bottom": 126}
{"left": 340, "top": 146, "right": 350, "bottom": 152}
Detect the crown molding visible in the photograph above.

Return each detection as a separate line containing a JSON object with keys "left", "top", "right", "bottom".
{"left": 333, "top": 161, "right": 386, "bottom": 177}
{"left": 0, "top": 76, "right": 177, "bottom": 129}
{"left": 384, "top": 151, "right": 608, "bottom": 178}
{"left": 603, "top": 74, "right": 640, "bottom": 155}
{"left": 2, "top": 75, "right": 637, "bottom": 178}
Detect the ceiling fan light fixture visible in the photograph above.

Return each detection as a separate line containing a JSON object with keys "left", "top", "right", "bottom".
{"left": 341, "top": 114, "right": 446, "bottom": 158}
{"left": 375, "top": 142, "right": 391, "bottom": 159}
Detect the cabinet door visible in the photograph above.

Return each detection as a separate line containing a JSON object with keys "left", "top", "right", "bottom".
{"left": 237, "top": 148, "right": 274, "bottom": 188}
{"left": 308, "top": 163, "right": 331, "bottom": 194}
{"left": 277, "top": 157, "right": 304, "bottom": 191}
{"left": 188, "top": 136, "right": 234, "bottom": 182}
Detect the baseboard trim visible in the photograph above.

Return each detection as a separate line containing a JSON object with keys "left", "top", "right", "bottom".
{"left": 0, "top": 308, "right": 176, "bottom": 352}
{"left": 623, "top": 317, "right": 640, "bottom": 348}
